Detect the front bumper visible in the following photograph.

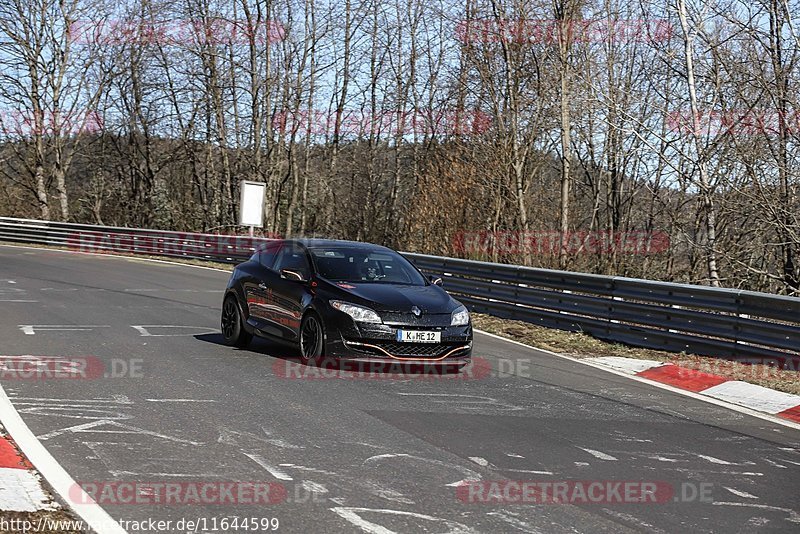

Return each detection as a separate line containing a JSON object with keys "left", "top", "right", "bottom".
{"left": 323, "top": 310, "right": 473, "bottom": 365}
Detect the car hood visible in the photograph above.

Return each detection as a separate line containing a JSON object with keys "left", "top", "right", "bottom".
{"left": 326, "top": 281, "right": 457, "bottom": 313}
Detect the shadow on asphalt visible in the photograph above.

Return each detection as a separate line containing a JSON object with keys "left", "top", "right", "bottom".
{"left": 193, "top": 333, "right": 466, "bottom": 376}
{"left": 194, "top": 332, "right": 300, "bottom": 359}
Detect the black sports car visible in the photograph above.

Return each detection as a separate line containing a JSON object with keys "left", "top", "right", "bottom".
{"left": 221, "top": 239, "right": 472, "bottom": 368}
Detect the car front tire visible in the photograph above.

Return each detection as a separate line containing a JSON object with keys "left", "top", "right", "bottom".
{"left": 299, "top": 312, "right": 325, "bottom": 364}
{"left": 221, "top": 294, "right": 253, "bottom": 348}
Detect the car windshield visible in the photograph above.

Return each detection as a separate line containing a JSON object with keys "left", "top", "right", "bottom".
{"left": 310, "top": 246, "right": 426, "bottom": 286}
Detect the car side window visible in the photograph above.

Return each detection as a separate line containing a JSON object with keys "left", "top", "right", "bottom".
{"left": 274, "top": 246, "right": 311, "bottom": 279}
{"left": 259, "top": 242, "right": 282, "bottom": 270}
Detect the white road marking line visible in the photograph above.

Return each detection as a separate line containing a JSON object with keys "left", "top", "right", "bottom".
{"left": 364, "top": 453, "right": 482, "bottom": 487}
{"left": 36, "top": 420, "right": 202, "bottom": 445}
{"left": 8, "top": 396, "right": 132, "bottom": 404}
{"left": 17, "top": 406, "right": 132, "bottom": 421}
{"left": 696, "top": 454, "right": 741, "bottom": 465}
{"left": 218, "top": 427, "right": 305, "bottom": 450}
{"left": 243, "top": 452, "right": 293, "bottom": 481}
{"left": 0, "top": 383, "right": 126, "bottom": 533}
{"left": 343, "top": 441, "right": 384, "bottom": 450}
{"left": 19, "top": 325, "right": 110, "bottom": 335}
{"left": 723, "top": 487, "right": 758, "bottom": 499}
{"left": 574, "top": 462, "right": 590, "bottom": 466}
{"left": 300, "top": 481, "right": 328, "bottom": 494}
{"left": 278, "top": 464, "right": 338, "bottom": 475}
{"left": 10, "top": 402, "right": 126, "bottom": 409}
{"left": 360, "top": 481, "right": 415, "bottom": 505}
{"left": 131, "top": 325, "right": 218, "bottom": 337}
{"left": 611, "top": 432, "right": 652, "bottom": 443}
{"left": 579, "top": 448, "right": 618, "bottom": 461}
{"left": 650, "top": 456, "right": 679, "bottom": 463}
{"left": 364, "top": 453, "right": 408, "bottom": 462}
{"left": 505, "top": 452, "right": 525, "bottom": 458}
{"left": 501, "top": 469, "right": 555, "bottom": 475}
{"left": 445, "top": 479, "right": 472, "bottom": 487}
{"left": 712, "top": 502, "right": 800, "bottom": 523}
{"left": 0, "top": 299, "right": 38, "bottom": 302}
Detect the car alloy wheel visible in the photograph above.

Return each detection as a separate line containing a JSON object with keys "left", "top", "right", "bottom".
{"left": 300, "top": 314, "right": 324, "bottom": 363}
{"left": 221, "top": 295, "right": 252, "bottom": 348}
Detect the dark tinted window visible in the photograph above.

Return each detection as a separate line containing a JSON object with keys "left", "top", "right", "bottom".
{"left": 274, "top": 245, "right": 311, "bottom": 279}
{"left": 258, "top": 242, "right": 282, "bottom": 270}
{"left": 310, "top": 246, "right": 426, "bottom": 285}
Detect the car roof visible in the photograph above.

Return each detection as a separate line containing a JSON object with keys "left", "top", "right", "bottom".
{"left": 283, "top": 238, "right": 394, "bottom": 252}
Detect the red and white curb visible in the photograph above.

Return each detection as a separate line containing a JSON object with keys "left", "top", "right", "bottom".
{"left": 0, "top": 427, "right": 56, "bottom": 512}
{"left": 589, "top": 357, "right": 800, "bottom": 424}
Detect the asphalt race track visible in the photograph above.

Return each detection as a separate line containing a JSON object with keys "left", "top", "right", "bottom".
{"left": 1, "top": 244, "right": 799, "bottom": 533}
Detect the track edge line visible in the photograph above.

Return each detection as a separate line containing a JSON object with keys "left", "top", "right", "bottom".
{"left": 0, "top": 383, "right": 127, "bottom": 533}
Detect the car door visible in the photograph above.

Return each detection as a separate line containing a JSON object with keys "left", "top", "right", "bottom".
{"left": 242, "top": 241, "right": 284, "bottom": 336}
{"left": 270, "top": 243, "right": 313, "bottom": 341}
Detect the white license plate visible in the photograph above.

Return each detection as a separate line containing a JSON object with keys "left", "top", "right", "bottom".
{"left": 396, "top": 330, "right": 441, "bottom": 343}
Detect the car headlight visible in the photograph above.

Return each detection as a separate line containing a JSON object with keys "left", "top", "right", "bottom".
{"left": 330, "top": 300, "right": 382, "bottom": 324}
{"left": 451, "top": 305, "right": 470, "bottom": 326}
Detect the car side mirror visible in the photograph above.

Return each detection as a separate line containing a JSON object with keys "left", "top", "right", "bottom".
{"left": 429, "top": 275, "right": 443, "bottom": 286}
{"left": 281, "top": 269, "right": 308, "bottom": 283}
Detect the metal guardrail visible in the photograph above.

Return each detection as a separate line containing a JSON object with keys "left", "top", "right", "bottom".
{"left": 2, "top": 217, "right": 799, "bottom": 368}
{"left": 0, "top": 217, "right": 265, "bottom": 263}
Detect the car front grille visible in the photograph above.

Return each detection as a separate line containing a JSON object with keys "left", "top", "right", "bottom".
{"left": 379, "top": 312, "right": 451, "bottom": 327}
{"left": 344, "top": 339, "right": 470, "bottom": 359}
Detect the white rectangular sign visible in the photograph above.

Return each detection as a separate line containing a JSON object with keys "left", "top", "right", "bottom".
{"left": 239, "top": 180, "right": 266, "bottom": 227}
